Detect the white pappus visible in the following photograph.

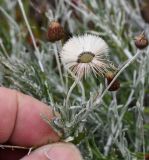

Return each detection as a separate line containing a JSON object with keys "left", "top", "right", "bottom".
{"left": 60, "top": 34, "right": 115, "bottom": 79}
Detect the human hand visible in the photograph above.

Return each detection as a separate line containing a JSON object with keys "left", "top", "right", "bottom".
{"left": 0, "top": 87, "right": 82, "bottom": 160}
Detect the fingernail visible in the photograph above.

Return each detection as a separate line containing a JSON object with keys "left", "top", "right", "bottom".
{"left": 21, "top": 143, "right": 83, "bottom": 160}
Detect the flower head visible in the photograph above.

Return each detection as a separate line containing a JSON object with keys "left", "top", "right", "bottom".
{"left": 47, "top": 21, "right": 65, "bottom": 42}
{"left": 105, "top": 71, "right": 120, "bottom": 91}
{"left": 134, "top": 32, "right": 148, "bottom": 49}
{"left": 61, "top": 34, "right": 115, "bottom": 79}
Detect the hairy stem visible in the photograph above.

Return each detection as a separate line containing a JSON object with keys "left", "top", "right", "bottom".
{"left": 53, "top": 43, "right": 65, "bottom": 89}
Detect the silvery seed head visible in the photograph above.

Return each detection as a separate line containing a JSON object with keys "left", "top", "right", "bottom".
{"left": 60, "top": 34, "right": 115, "bottom": 79}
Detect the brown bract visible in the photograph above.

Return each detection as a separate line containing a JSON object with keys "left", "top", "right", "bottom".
{"left": 47, "top": 21, "right": 65, "bottom": 42}
{"left": 105, "top": 71, "right": 120, "bottom": 91}
{"left": 135, "top": 33, "right": 148, "bottom": 49}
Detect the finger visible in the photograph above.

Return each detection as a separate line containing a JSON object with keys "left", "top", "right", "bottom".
{"left": 0, "top": 87, "right": 59, "bottom": 147}
{"left": 21, "top": 143, "right": 83, "bottom": 160}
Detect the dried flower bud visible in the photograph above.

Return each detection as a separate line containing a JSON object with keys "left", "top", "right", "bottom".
{"left": 135, "top": 32, "right": 148, "bottom": 49}
{"left": 47, "top": 21, "right": 65, "bottom": 42}
{"left": 105, "top": 71, "right": 120, "bottom": 91}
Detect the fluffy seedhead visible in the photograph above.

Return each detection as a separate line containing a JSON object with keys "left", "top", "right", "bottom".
{"left": 61, "top": 34, "right": 116, "bottom": 79}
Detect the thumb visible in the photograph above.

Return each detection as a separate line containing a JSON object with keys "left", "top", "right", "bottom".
{"left": 21, "top": 143, "right": 83, "bottom": 160}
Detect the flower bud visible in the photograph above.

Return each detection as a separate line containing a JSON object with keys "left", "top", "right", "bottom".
{"left": 105, "top": 71, "right": 120, "bottom": 91}
{"left": 135, "top": 32, "right": 148, "bottom": 49}
{"left": 47, "top": 21, "right": 65, "bottom": 42}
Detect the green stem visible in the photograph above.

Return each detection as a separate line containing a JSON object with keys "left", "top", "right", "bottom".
{"left": 66, "top": 80, "right": 78, "bottom": 107}
{"left": 53, "top": 43, "right": 65, "bottom": 89}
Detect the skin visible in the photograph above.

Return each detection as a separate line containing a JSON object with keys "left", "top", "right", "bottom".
{"left": 0, "top": 87, "right": 82, "bottom": 160}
